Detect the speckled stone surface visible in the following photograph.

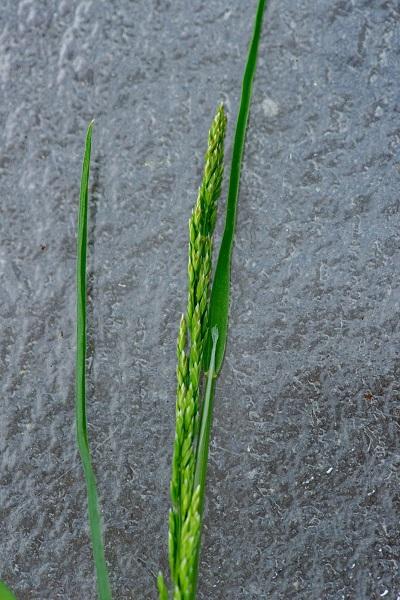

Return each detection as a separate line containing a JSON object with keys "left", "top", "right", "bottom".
{"left": 1, "top": 1, "right": 399, "bottom": 599}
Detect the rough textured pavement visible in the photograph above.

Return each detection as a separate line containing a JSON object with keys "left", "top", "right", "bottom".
{"left": 1, "top": 1, "right": 399, "bottom": 598}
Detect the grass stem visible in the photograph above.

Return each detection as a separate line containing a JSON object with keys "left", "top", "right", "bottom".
{"left": 191, "top": 327, "right": 218, "bottom": 596}
{"left": 193, "top": 327, "right": 218, "bottom": 515}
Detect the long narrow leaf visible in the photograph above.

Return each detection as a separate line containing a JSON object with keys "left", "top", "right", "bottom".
{"left": 207, "top": 0, "right": 268, "bottom": 374}
{"left": 76, "top": 121, "right": 112, "bottom": 600}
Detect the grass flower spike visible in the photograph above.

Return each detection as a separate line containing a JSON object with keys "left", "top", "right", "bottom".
{"left": 158, "top": 106, "right": 227, "bottom": 599}
{"left": 160, "top": 0, "right": 267, "bottom": 596}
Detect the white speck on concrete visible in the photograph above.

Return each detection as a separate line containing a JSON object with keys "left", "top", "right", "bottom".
{"left": 262, "top": 96, "right": 279, "bottom": 118}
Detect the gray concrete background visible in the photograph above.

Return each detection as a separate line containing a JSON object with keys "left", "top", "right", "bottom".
{"left": 0, "top": 1, "right": 399, "bottom": 598}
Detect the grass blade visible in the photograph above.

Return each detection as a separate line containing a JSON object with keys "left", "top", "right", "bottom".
{"left": 0, "top": 581, "right": 17, "bottom": 600}
{"left": 206, "top": 0, "right": 268, "bottom": 374}
{"left": 76, "top": 121, "right": 112, "bottom": 600}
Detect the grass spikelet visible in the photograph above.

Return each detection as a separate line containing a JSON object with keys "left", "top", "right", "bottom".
{"left": 157, "top": 573, "right": 169, "bottom": 600}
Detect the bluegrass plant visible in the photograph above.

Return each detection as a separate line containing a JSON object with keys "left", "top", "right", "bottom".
{"left": 158, "top": 1, "right": 268, "bottom": 597}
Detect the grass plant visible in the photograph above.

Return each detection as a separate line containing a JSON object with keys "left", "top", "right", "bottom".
{"left": 1, "top": 1, "right": 267, "bottom": 597}
{"left": 76, "top": 121, "right": 112, "bottom": 600}
{"left": 159, "top": 0, "right": 267, "bottom": 597}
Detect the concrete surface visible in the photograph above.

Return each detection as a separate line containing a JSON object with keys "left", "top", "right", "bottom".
{"left": 0, "top": 1, "right": 399, "bottom": 598}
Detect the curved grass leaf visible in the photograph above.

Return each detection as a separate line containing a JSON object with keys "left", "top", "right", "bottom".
{"left": 0, "top": 581, "right": 17, "bottom": 600}
{"left": 76, "top": 121, "right": 112, "bottom": 600}
{"left": 207, "top": 0, "right": 268, "bottom": 374}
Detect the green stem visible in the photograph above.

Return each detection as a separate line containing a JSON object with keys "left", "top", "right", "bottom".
{"left": 76, "top": 121, "right": 112, "bottom": 600}
{"left": 191, "top": 327, "right": 219, "bottom": 597}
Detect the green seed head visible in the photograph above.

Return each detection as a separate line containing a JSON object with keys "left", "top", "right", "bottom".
{"left": 167, "top": 104, "right": 227, "bottom": 597}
